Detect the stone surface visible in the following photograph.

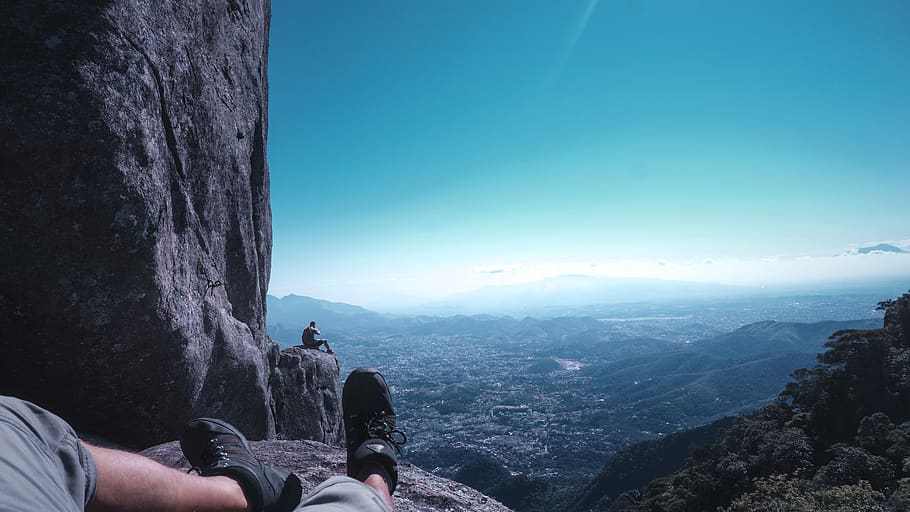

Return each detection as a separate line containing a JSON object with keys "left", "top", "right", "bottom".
{"left": 143, "top": 440, "right": 511, "bottom": 512}
{"left": 0, "top": 0, "right": 274, "bottom": 447}
{"left": 269, "top": 345, "right": 345, "bottom": 446}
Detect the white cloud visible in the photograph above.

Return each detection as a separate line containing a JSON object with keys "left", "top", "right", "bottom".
{"left": 480, "top": 268, "right": 507, "bottom": 274}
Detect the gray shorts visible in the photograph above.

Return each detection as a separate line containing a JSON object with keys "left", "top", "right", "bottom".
{"left": 0, "top": 395, "right": 97, "bottom": 512}
{"left": 0, "top": 395, "right": 390, "bottom": 512}
{"left": 296, "top": 476, "right": 393, "bottom": 512}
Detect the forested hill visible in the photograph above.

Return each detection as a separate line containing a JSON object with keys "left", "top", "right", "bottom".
{"left": 566, "top": 417, "right": 737, "bottom": 512}
{"left": 599, "top": 292, "right": 910, "bottom": 511}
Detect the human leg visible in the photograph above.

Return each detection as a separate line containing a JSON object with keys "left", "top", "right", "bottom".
{"left": 0, "top": 394, "right": 299, "bottom": 512}
{"left": 2, "top": 367, "right": 404, "bottom": 512}
{"left": 85, "top": 444, "right": 249, "bottom": 512}
{"left": 289, "top": 367, "right": 405, "bottom": 512}
{"left": 361, "top": 473, "right": 393, "bottom": 507}
{"left": 176, "top": 415, "right": 391, "bottom": 512}
{"left": 181, "top": 418, "right": 302, "bottom": 512}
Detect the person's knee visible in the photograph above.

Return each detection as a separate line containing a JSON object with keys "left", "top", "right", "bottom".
{"left": 297, "top": 476, "right": 392, "bottom": 511}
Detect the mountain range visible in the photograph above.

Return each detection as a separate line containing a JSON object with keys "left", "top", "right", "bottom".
{"left": 268, "top": 275, "right": 910, "bottom": 324}
{"left": 414, "top": 276, "right": 755, "bottom": 315}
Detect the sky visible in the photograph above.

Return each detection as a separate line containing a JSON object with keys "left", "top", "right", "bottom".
{"left": 267, "top": 0, "right": 910, "bottom": 309}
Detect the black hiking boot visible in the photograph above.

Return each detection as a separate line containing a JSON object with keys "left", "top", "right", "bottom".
{"left": 342, "top": 367, "right": 407, "bottom": 493}
{"left": 180, "top": 418, "right": 302, "bottom": 512}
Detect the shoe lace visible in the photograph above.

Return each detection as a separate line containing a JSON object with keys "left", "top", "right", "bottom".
{"left": 187, "top": 435, "right": 253, "bottom": 474}
{"left": 364, "top": 411, "right": 408, "bottom": 454}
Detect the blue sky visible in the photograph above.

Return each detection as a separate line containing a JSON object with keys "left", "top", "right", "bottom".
{"left": 267, "top": 0, "right": 910, "bottom": 308}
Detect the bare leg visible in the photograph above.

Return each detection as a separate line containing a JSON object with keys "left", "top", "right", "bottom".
{"left": 85, "top": 444, "right": 250, "bottom": 512}
{"left": 359, "top": 471, "right": 395, "bottom": 511}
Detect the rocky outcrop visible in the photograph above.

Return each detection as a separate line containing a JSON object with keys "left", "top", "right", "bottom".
{"left": 143, "top": 440, "right": 511, "bottom": 512}
{"left": 269, "top": 345, "right": 344, "bottom": 445}
{"left": 0, "top": 0, "right": 273, "bottom": 447}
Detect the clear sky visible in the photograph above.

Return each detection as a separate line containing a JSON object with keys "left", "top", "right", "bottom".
{"left": 267, "top": 0, "right": 910, "bottom": 309}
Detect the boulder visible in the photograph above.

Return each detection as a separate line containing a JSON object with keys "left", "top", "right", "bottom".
{"left": 269, "top": 345, "right": 344, "bottom": 445}
{"left": 142, "top": 440, "right": 511, "bottom": 512}
{"left": 0, "top": 0, "right": 273, "bottom": 447}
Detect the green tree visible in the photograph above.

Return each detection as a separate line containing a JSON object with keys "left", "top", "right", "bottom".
{"left": 724, "top": 475, "right": 885, "bottom": 512}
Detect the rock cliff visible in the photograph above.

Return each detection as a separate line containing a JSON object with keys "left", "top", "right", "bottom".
{"left": 142, "top": 440, "right": 511, "bottom": 512}
{"left": 0, "top": 0, "right": 355, "bottom": 453}
{"left": 0, "top": 0, "right": 274, "bottom": 447}
{"left": 0, "top": 3, "right": 506, "bottom": 508}
{"left": 268, "top": 345, "right": 344, "bottom": 446}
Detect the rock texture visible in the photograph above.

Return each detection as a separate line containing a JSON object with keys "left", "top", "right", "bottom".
{"left": 143, "top": 440, "right": 511, "bottom": 512}
{"left": 0, "top": 0, "right": 274, "bottom": 447}
{"left": 269, "top": 345, "right": 344, "bottom": 446}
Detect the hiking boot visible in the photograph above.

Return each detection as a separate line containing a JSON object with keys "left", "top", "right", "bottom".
{"left": 180, "top": 418, "right": 302, "bottom": 512}
{"left": 342, "top": 367, "right": 407, "bottom": 493}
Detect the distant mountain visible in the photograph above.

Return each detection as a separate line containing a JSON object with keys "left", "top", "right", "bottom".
{"left": 424, "top": 276, "right": 754, "bottom": 315}
{"left": 856, "top": 243, "right": 908, "bottom": 254}
{"left": 268, "top": 294, "right": 379, "bottom": 322}
{"left": 266, "top": 294, "right": 387, "bottom": 345}
{"left": 693, "top": 318, "right": 882, "bottom": 359}
{"left": 266, "top": 292, "right": 616, "bottom": 344}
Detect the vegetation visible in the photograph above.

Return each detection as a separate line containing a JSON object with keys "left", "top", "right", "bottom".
{"left": 414, "top": 447, "right": 562, "bottom": 512}
{"left": 567, "top": 417, "right": 736, "bottom": 512}
{"left": 612, "top": 292, "right": 910, "bottom": 512}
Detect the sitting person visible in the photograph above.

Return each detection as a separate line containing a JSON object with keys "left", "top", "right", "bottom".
{"left": 301, "top": 321, "right": 333, "bottom": 354}
{"left": 0, "top": 368, "right": 406, "bottom": 512}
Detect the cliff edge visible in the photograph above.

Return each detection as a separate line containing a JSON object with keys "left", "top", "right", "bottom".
{"left": 269, "top": 345, "right": 344, "bottom": 446}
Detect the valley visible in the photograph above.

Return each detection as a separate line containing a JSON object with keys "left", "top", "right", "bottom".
{"left": 268, "top": 292, "right": 887, "bottom": 507}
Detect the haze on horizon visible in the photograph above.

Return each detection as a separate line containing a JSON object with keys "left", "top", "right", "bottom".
{"left": 266, "top": 1, "right": 910, "bottom": 309}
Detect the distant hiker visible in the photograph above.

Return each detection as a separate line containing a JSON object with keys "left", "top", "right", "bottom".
{"left": 302, "top": 321, "right": 333, "bottom": 354}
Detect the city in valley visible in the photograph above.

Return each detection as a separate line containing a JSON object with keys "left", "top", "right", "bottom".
{"left": 269, "top": 292, "right": 888, "bottom": 491}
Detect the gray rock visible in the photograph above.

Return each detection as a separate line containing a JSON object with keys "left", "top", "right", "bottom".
{"left": 269, "top": 345, "right": 344, "bottom": 446}
{"left": 142, "top": 440, "right": 512, "bottom": 512}
{"left": 0, "top": 0, "right": 274, "bottom": 447}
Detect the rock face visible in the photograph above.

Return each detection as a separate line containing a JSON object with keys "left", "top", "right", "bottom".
{"left": 0, "top": 0, "right": 273, "bottom": 447}
{"left": 143, "top": 440, "right": 512, "bottom": 512}
{"left": 269, "top": 345, "right": 344, "bottom": 446}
